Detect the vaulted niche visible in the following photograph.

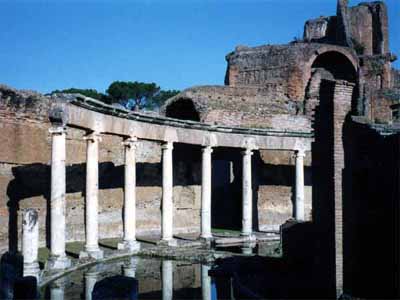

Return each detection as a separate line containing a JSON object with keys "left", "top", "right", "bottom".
{"left": 165, "top": 98, "right": 200, "bottom": 121}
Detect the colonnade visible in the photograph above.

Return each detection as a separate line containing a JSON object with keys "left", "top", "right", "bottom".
{"left": 46, "top": 126, "right": 307, "bottom": 266}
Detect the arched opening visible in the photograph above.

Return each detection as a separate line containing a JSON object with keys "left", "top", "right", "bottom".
{"left": 307, "top": 50, "right": 359, "bottom": 296}
{"left": 311, "top": 51, "right": 357, "bottom": 83}
{"left": 165, "top": 98, "right": 200, "bottom": 121}
{"left": 305, "top": 51, "right": 359, "bottom": 116}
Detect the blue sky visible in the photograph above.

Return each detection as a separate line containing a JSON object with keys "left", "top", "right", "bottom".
{"left": 0, "top": 0, "right": 399, "bottom": 93}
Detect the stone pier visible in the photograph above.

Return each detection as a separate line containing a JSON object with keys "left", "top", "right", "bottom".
{"left": 118, "top": 137, "right": 140, "bottom": 253}
{"left": 48, "top": 126, "right": 71, "bottom": 270}
{"left": 22, "top": 209, "right": 40, "bottom": 279}
{"left": 80, "top": 132, "right": 103, "bottom": 259}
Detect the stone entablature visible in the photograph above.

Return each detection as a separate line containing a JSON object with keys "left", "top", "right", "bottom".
{"left": 65, "top": 95, "right": 313, "bottom": 151}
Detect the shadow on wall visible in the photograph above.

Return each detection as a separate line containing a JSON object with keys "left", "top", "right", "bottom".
{"left": 4, "top": 158, "right": 203, "bottom": 256}
{"left": 210, "top": 147, "right": 311, "bottom": 232}
{"left": 343, "top": 123, "right": 400, "bottom": 299}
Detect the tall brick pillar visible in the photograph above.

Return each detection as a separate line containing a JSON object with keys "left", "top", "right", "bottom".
{"left": 332, "top": 80, "right": 355, "bottom": 296}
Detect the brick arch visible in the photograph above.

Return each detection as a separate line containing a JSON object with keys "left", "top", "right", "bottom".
{"left": 302, "top": 46, "right": 359, "bottom": 101}
{"left": 306, "top": 46, "right": 359, "bottom": 74}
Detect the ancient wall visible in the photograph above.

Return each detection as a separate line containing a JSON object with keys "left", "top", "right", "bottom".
{"left": 392, "top": 68, "right": 400, "bottom": 90}
{"left": 0, "top": 85, "right": 312, "bottom": 254}
{"left": 0, "top": 86, "right": 202, "bottom": 254}
{"left": 348, "top": 2, "right": 389, "bottom": 56}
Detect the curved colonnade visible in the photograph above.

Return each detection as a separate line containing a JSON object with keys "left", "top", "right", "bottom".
{"left": 22, "top": 95, "right": 313, "bottom": 277}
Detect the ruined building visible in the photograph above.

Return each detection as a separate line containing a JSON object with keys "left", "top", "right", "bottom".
{"left": 0, "top": 0, "right": 399, "bottom": 298}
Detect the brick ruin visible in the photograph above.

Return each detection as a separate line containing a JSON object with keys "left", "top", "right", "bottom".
{"left": 0, "top": 0, "right": 399, "bottom": 298}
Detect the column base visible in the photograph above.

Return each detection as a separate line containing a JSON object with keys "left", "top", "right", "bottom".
{"left": 47, "top": 254, "right": 72, "bottom": 270}
{"left": 117, "top": 240, "right": 141, "bottom": 253}
{"left": 23, "top": 262, "right": 40, "bottom": 279}
{"left": 240, "top": 233, "right": 257, "bottom": 242}
{"left": 157, "top": 238, "right": 178, "bottom": 247}
{"left": 79, "top": 247, "right": 104, "bottom": 260}
{"left": 200, "top": 236, "right": 214, "bottom": 246}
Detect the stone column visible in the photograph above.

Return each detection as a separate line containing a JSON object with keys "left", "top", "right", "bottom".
{"left": 161, "top": 142, "right": 176, "bottom": 246}
{"left": 22, "top": 209, "right": 40, "bottom": 279}
{"left": 48, "top": 126, "right": 71, "bottom": 270}
{"left": 80, "top": 132, "right": 103, "bottom": 259}
{"left": 84, "top": 269, "right": 98, "bottom": 300}
{"left": 201, "top": 146, "right": 213, "bottom": 240}
{"left": 162, "top": 260, "right": 173, "bottom": 300}
{"left": 241, "top": 148, "right": 254, "bottom": 239}
{"left": 294, "top": 149, "right": 306, "bottom": 221}
{"left": 118, "top": 137, "right": 140, "bottom": 253}
{"left": 201, "top": 265, "right": 211, "bottom": 300}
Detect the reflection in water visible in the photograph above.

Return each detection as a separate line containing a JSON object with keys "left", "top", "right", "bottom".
{"left": 162, "top": 260, "right": 173, "bottom": 300}
{"left": 123, "top": 256, "right": 138, "bottom": 278}
{"left": 84, "top": 266, "right": 99, "bottom": 300}
{"left": 201, "top": 265, "right": 211, "bottom": 300}
{"left": 40, "top": 257, "right": 215, "bottom": 300}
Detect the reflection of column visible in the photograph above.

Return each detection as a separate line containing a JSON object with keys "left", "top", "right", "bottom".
{"left": 241, "top": 242, "right": 256, "bottom": 255}
{"left": 50, "top": 278, "right": 67, "bottom": 300}
{"left": 201, "top": 146, "right": 213, "bottom": 240}
{"left": 123, "top": 256, "right": 139, "bottom": 278}
{"left": 161, "top": 142, "right": 175, "bottom": 245}
{"left": 118, "top": 137, "right": 140, "bottom": 253}
{"left": 50, "top": 285, "right": 64, "bottom": 300}
{"left": 201, "top": 265, "right": 211, "bottom": 300}
{"left": 80, "top": 132, "right": 103, "bottom": 259}
{"left": 22, "top": 209, "right": 40, "bottom": 279}
{"left": 48, "top": 126, "right": 71, "bottom": 270}
{"left": 294, "top": 149, "right": 305, "bottom": 221}
{"left": 241, "top": 148, "right": 253, "bottom": 237}
{"left": 162, "top": 260, "right": 173, "bottom": 300}
{"left": 84, "top": 269, "right": 98, "bottom": 300}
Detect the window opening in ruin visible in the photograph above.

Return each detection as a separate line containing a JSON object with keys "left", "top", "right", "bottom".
{"left": 391, "top": 104, "right": 400, "bottom": 123}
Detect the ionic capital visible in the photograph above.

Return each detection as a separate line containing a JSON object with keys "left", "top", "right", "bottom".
{"left": 84, "top": 132, "right": 102, "bottom": 143}
{"left": 295, "top": 149, "right": 306, "bottom": 158}
{"left": 242, "top": 148, "right": 254, "bottom": 156}
{"left": 161, "top": 141, "right": 174, "bottom": 151}
{"left": 202, "top": 145, "right": 213, "bottom": 154}
{"left": 122, "top": 137, "right": 138, "bottom": 148}
{"left": 49, "top": 126, "right": 66, "bottom": 136}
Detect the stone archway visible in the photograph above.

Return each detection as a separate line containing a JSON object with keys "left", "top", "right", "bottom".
{"left": 307, "top": 50, "right": 358, "bottom": 296}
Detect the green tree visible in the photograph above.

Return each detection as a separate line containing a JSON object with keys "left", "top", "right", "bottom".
{"left": 51, "top": 88, "right": 111, "bottom": 103}
{"left": 106, "top": 81, "right": 160, "bottom": 111}
{"left": 147, "top": 89, "right": 180, "bottom": 110}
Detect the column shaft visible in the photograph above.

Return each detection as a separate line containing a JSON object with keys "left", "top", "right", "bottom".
{"left": 22, "top": 209, "right": 39, "bottom": 279}
{"left": 201, "top": 146, "right": 213, "bottom": 239}
{"left": 118, "top": 138, "right": 140, "bottom": 252}
{"left": 241, "top": 149, "right": 253, "bottom": 237}
{"left": 81, "top": 132, "right": 103, "bottom": 259}
{"left": 49, "top": 127, "right": 71, "bottom": 269}
{"left": 295, "top": 150, "right": 305, "bottom": 221}
{"left": 162, "top": 142, "right": 174, "bottom": 241}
